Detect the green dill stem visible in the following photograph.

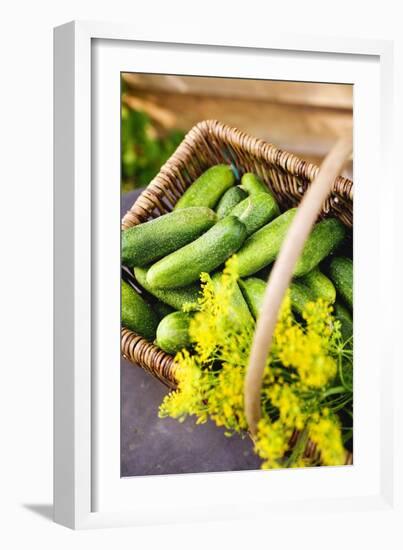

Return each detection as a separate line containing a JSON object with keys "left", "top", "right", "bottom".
{"left": 284, "top": 427, "right": 309, "bottom": 468}
{"left": 322, "top": 386, "right": 347, "bottom": 399}
{"left": 338, "top": 356, "right": 353, "bottom": 391}
{"left": 324, "top": 393, "right": 353, "bottom": 410}
{"left": 330, "top": 398, "right": 353, "bottom": 413}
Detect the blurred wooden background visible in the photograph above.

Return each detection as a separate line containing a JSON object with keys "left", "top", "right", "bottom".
{"left": 122, "top": 73, "right": 353, "bottom": 176}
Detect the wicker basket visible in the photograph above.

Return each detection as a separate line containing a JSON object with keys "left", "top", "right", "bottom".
{"left": 121, "top": 119, "right": 353, "bottom": 464}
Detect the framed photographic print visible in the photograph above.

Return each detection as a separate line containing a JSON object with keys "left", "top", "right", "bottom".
{"left": 54, "top": 21, "right": 399, "bottom": 531}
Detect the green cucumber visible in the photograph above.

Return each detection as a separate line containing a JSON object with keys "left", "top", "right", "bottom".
{"left": 156, "top": 311, "right": 192, "bottom": 355}
{"left": 328, "top": 256, "right": 353, "bottom": 310}
{"left": 134, "top": 266, "right": 201, "bottom": 311}
{"left": 174, "top": 165, "right": 235, "bottom": 210}
{"left": 299, "top": 267, "right": 336, "bottom": 303}
{"left": 211, "top": 272, "right": 254, "bottom": 328}
{"left": 240, "top": 173, "right": 270, "bottom": 195}
{"left": 238, "top": 277, "right": 266, "bottom": 319}
{"left": 216, "top": 186, "right": 247, "bottom": 218}
{"left": 121, "top": 280, "right": 159, "bottom": 340}
{"left": 289, "top": 281, "right": 316, "bottom": 315}
{"left": 237, "top": 208, "right": 297, "bottom": 277}
{"left": 121, "top": 207, "right": 217, "bottom": 268}
{"left": 334, "top": 302, "right": 353, "bottom": 344}
{"left": 294, "top": 218, "right": 346, "bottom": 277}
{"left": 146, "top": 216, "right": 247, "bottom": 289}
{"left": 230, "top": 191, "right": 280, "bottom": 236}
{"left": 237, "top": 210, "right": 345, "bottom": 278}
{"left": 239, "top": 277, "right": 315, "bottom": 319}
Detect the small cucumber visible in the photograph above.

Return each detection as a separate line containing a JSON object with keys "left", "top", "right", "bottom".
{"left": 134, "top": 266, "right": 201, "bottom": 311}
{"left": 334, "top": 302, "right": 353, "bottom": 344}
{"left": 237, "top": 210, "right": 345, "bottom": 278}
{"left": 174, "top": 165, "right": 235, "bottom": 210}
{"left": 294, "top": 218, "right": 346, "bottom": 277}
{"left": 121, "top": 280, "right": 159, "bottom": 340}
{"left": 156, "top": 311, "right": 192, "bottom": 355}
{"left": 121, "top": 207, "right": 217, "bottom": 268}
{"left": 240, "top": 173, "right": 270, "bottom": 195}
{"left": 238, "top": 277, "right": 266, "bottom": 319}
{"left": 211, "top": 272, "right": 254, "bottom": 328}
{"left": 299, "top": 267, "right": 336, "bottom": 303}
{"left": 328, "top": 256, "right": 353, "bottom": 310}
{"left": 237, "top": 208, "right": 297, "bottom": 277}
{"left": 216, "top": 186, "right": 248, "bottom": 218}
{"left": 147, "top": 216, "right": 247, "bottom": 289}
{"left": 289, "top": 281, "right": 316, "bottom": 315}
{"left": 230, "top": 191, "right": 280, "bottom": 236}
{"left": 239, "top": 277, "right": 315, "bottom": 319}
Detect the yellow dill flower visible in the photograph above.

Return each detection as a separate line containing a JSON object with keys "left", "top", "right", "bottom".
{"left": 188, "top": 257, "right": 254, "bottom": 364}
{"left": 159, "top": 350, "right": 211, "bottom": 423}
{"left": 207, "top": 362, "right": 247, "bottom": 432}
{"left": 267, "top": 384, "right": 305, "bottom": 430}
{"left": 272, "top": 298, "right": 338, "bottom": 389}
{"left": 303, "top": 300, "right": 335, "bottom": 342}
{"left": 308, "top": 415, "right": 345, "bottom": 466}
{"left": 254, "top": 418, "right": 291, "bottom": 469}
{"left": 158, "top": 258, "right": 350, "bottom": 470}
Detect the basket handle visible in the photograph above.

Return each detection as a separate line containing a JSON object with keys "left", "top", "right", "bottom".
{"left": 244, "top": 135, "right": 353, "bottom": 436}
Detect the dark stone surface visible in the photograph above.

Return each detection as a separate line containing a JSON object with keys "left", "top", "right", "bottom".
{"left": 121, "top": 189, "right": 261, "bottom": 477}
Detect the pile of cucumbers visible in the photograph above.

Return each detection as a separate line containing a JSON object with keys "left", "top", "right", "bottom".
{"left": 122, "top": 165, "right": 353, "bottom": 355}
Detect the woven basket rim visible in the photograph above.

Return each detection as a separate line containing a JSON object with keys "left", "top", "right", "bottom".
{"left": 122, "top": 119, "right": 352, "bottom": 230}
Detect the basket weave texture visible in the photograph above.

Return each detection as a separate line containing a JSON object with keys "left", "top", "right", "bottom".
{"left": 121, "top": 120, "right": 353, "bottom": 467}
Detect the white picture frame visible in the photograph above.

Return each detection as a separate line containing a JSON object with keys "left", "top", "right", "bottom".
{"left": 54, "top": 20, "right": 400, "bottom": 531}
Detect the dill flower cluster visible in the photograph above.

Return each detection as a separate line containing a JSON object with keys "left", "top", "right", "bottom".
{"left": 159, "top": 257, "right": 353, "bottom": 469}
